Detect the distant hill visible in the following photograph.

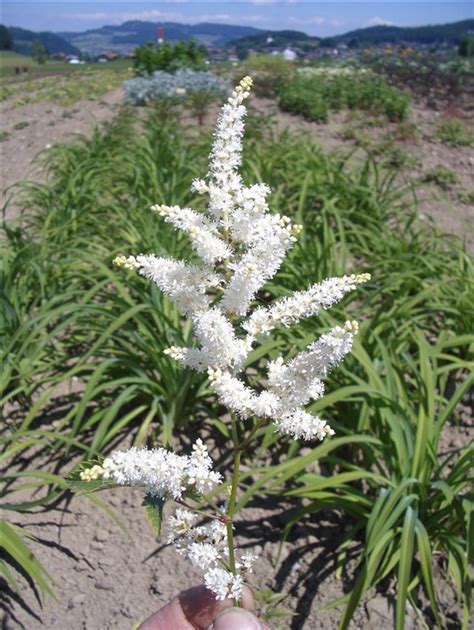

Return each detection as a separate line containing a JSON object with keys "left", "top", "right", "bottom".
{"left": 321, "top": 20, "right": 474, "bottom": 47}
{"left": 228, "top": 30, "right": 320, "bottom": 57}
{"left": 59, "top": 21, "right": 263, "bottom": 55}
{"left": 229, "top": 19, "right": 474, "bottom": 56}
{"left": 7, "top": 26, "right": 81, "bottom": 56}
{"left": 6, "top": 18, "right": 471, "bottom": 60}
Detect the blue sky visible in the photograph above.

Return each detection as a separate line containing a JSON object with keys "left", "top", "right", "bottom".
{"left": 2, "top": 1, "right": 473, "bottom": 36}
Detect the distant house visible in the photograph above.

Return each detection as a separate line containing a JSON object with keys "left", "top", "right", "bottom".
{"left": 282, "top": 48, "right": 297, "bottom": 60}
{"left": 97, "top": 51, "right": 119, "bottom": 63}
{"left": 207, "top": 47, "right": 227, "bottom": 62}
{"left": 67, "top": 55, "right": 84, "bottom": 65}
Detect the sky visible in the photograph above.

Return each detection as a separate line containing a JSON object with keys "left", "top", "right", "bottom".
{"left": 2, "top": 1, "right": 473, "bottom": 36}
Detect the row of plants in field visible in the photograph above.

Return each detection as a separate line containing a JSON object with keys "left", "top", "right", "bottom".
{"left": 2, "top": 67, "right": 132, "bottom": 107}
{"left": 2, "top": 106, "right": 472, "bottom": 628}
{"left": 277, "top": 72, "right": 411, "bottom": 122}
{"left": 297, "top": 65, "right": 372, "bottom": 80}
{"left": 364, "top": 51, "right": 473, "bottom": 101}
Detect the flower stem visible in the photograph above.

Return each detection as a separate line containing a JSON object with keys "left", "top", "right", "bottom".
{"left": 226, "top": 413, "right": 242, "bottom": 604}
{"left": 174, "top": 499, "right": 222, "bottom": 521}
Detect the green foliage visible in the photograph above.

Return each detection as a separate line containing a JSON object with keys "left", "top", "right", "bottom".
{"left": 240, "top": 54, "right": 294, "bottom": 74}
{"left": 235, "top": 131, "right": 472, "bottom": 625}
{"left": 0, "top": 24, "right": 13, "bottom": 50}
{"left": 185, "top": 89, "right": 220, "bottom": 125}
{"left": 133, "top": 40, "right": 206, "bottom": 76}
{"left": 143, "top": 495, "right": 165, "bottom": 536}
{"left": 278, "top": 72, "right": 410, "bottom": 122}
{"left": 383, "top": 146, "right": 419, "bottom": 170}
{"left": 458, "top": 189, "right": 474, "bottom": 205}
{"left": 317, "top": 334, "right": 473, "bottom": 630}
{"left": 7, "top": 25, "right": 80, "bottom": 57}
{"left": 458, "top": 35, "right": 474, "bottom": 58}
{"left": 31, "top": 40, "right": 48, "bottom": 64}
{"left": 0, "top": 519, "right": 55, "bottom": 598}
{"left": 13, "top": 121, "right": 29, "bottom": 130}
{"left": 437, "top": 118, "right": 474, "bottom": 147}
{"left": 422, "top": 166, "right": 460, "bottom": 190}
{"left": 254, "top": 588, "right": 296, "bottom": 627}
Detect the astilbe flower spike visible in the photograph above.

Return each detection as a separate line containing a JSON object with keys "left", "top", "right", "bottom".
{"left": 80, "top": 76, "right": 370, "bottom": 603}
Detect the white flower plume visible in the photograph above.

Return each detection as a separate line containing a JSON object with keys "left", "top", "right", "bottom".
{"left": 115, "top": 76, "right": 371, "bottom": 441}
{"left": 79, "top": 438, "right": 221, "bottom": 500}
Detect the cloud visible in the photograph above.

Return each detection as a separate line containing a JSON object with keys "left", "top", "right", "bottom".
{"left": 68, "top": 10, "right": 180, "bottom": 23}
{"left": 67, "top": 9, "right": 264, "bottom": 26}
{"left": 69, "top": 12, "right": 110, "bottom": 21}
{"left": 366, "top": 16, "right": 398, "bottom": 27}
{"left": 289, "top": 15, "right": 325, "bottom": 25}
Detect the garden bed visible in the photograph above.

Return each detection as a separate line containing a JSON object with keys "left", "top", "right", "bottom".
{"left": 2, "top": 72, "right": 472, "bottom": 630}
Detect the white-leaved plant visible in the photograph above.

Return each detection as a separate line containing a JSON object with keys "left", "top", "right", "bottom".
{"left": 76, "top": 76, "right": 370, "bottom": 603}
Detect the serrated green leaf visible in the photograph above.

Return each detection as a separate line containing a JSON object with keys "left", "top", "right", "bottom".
{"left": 66, "top": 478, "right": 117, "bottom": 495}
{"left": 143, "top": 495, "right": 165, "bottom": 536}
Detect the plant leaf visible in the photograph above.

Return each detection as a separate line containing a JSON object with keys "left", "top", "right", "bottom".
{"left": 143, "top": 495, "right": 165, "bottom": 536}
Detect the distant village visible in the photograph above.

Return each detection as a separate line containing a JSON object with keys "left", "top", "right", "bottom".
{"left": 51, "top": 28, "right": 463, "bottom": 66}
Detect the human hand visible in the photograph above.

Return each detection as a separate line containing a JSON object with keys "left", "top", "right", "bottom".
{"left": 139, "top": 584, "right": 271, "bottom": 629}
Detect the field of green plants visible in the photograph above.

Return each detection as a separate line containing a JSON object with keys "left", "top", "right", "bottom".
{"left": 1, "top": 57, "right": 473, "bottom": 629}
{"left": 278, "top": 69, "right": 410, "bottom": 122}
{"left": 1, "top": 64, "right": 132, "bottom": 106}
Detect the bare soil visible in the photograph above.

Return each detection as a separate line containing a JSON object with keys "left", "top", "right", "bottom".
{"left": 1, "top": 88, "right": 124, "bottom": 223}
{"left": 1, "top": 82, "right": 472, "bottom": 629}
{"left": 249, "top": 97, "right": 474, "bottom": 251}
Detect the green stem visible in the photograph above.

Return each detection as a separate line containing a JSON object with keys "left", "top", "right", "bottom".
{"left": 226, "top": 413, "right": 242, "bottom": 603}
{"left": 226, "top": 414, "right": 266, "bottom": 575}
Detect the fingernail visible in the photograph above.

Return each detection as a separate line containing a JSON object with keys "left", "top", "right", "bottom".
{"left": 180, "top": 584, "right": 218, "bottom": 629}
{"left": 212, "top": 608, "right": 262, "bottom": 630}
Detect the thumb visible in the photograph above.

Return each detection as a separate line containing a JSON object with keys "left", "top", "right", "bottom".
{"left": 211, "top": 607, "right": 269, "bottom": 630}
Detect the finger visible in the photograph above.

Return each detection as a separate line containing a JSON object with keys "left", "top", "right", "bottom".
{"left": 211, "top": 607, "right": 271, "bottom": 630}
{"left": 139, "top": 584, "right": 254, "bottom": 630}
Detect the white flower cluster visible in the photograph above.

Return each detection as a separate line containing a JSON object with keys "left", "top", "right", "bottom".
{"left": 115, "top": 76, "right": 370, "bottom": 441}
{"left": 167, "top": 508, "right": 256, "bottom": 600}
{"left": 297, "top": 66, "right": 372, "bottom": 80}
{"left": 79, "top": 439, "right": 221, "bottom": 500}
